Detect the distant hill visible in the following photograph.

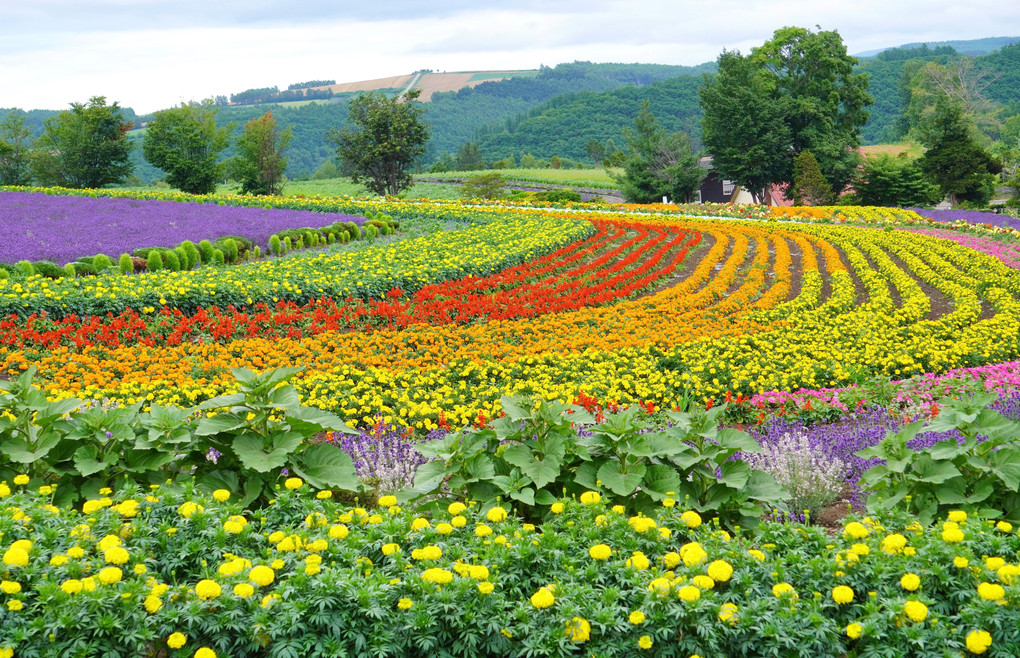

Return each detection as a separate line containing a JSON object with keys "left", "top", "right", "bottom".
{"left": 855, "top": 36, "right": 1020, "bottom": 58}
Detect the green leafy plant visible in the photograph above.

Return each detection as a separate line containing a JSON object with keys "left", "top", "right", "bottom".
{"left": 858, "top": 392, "right": 1020, "bottom": 525}
{"left": 410, "top": 397, "right": 785, "bottom": 527}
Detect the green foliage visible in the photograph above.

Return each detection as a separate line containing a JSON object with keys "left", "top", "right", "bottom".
{"left": 212, "top": 248, "right": 225, "bottom": 265}
{"left": 0, "top": 110, "right": 33, "bottom": 186}
{"left": 216, "top": 237, "right": 238, "bottom": 264}
{"left": 30, "top": 96, "right": 134, "bottom": 188}
{"left": 858, "top": 393, "right": 1020, "bottom": 525}
{"left": 410, "top": 398, "right": 784, "bottom": 528}
{"left": 328, "top": 90, "right": 430, "bottom": 196}
{"left": 31, "top": 260, "right": 64, "bottom": 279}
{"left": 142, "top": 100, "right": 231, "bottom": 194}
{"left": 179, "top": 240, "right": 199, "bottom": 269}
{"left": 461, "top": 172, "right": 506, "bottom": 200}
{"left": 197, "top": 239, "right": 215, "bottom": 264}
{"left": 92, "top": 254, "right": 113, "bottom": 272}
{"left": 118, "top": 253, "right": 133, "bottom": 275}
{"left": 62, "top": 263, "right": 76, "bottom": 277}
{"left": 918, "top": 101, "right": 1001, "bottom": 205}
{"left": 614, "top": 103, "right": 703, "bottom": 204}
{"left": 269, "top": 234, "right": 282, "bottom": 255}
{"left": 232, "top": 111, "right": 291, "bottom": 196}
{"left": 791, "top": 151, "right": 832, "bottom": 206}
{"left": 162, "top": 249, "right": 180, "bottom": 271}
{"left": 455, "top": 141, "right": 487, "bottom": 171}
{"left": 146, "top": 251, "right": 163, "bottom": 272}
{"left": 856, "top": 154, "right": 942, "bottom": 206}
{"left": 699, "top": 50, "right": 793, "bottom": 202}
{"left": 0, "top": 366, "right": 359, "bottom": 507}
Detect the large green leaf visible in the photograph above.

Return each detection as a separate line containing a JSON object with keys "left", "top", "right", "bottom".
{"left": 291, "top": 444, "right": 359, "bottom": 491}
{"left": 717, "top": 460, "right": 751, "bottom": 489}
{"left": 287, "top": 407, "right": 357, "bottom": 434}
{"left": 716, "top": 428, "right": 761, "bottom": 454}
{"left": 2, "top": 434, "right": 63, "bottom": 464}
{"left": 503, "top": 444, "right": 560, "bottom": 489}
{"left": 73, "top": 445, "right": 119, "bottom": 476}
{"left": 499, "top": 397, "right": 532, "bottom": 422}
{"left": 231, "top": 432, "right": 302, "bottom": 473}
{"left": 745, "top": 470, "right": 787, "bottom": 504}
{"left": 268, "top": 385, "right": 302, "bottom": 411}
{"left": 411, "top": 460, "right": 448, "bottom": 493}
{"left": 912, "top": 455, "right": 961, "bottom": 484}
{"left": 196, "top": 393, "right": 246, "bottom": 411}
{"left": 597, "top": 461, "right": 646, "bottom": 496}
{"left": 641, "top": 464, "right": 682, "bottom": 500}
{"left": 195, "top": 412, "right": 247, "bottom": 436}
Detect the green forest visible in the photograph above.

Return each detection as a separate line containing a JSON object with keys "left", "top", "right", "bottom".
{"left": 3, "top": 37, "right": 1019, "bottom": 184}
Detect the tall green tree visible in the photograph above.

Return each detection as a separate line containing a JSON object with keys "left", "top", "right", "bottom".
{"left": 143, "top": 100, "right": 231, "bottom": 195}
{"left": 918, "top": 101, "right": 1000, "bottom": 206}
{"left": 615, "top": 102, "right": 703, "bottom": 203}
{"left": 328, "top": 90, "right": 429, "bottom": 196}
{"left": 855, "top": 154, "right": 942, "bottom": 207}
{"left": 0, "top": 111, "right": 33, "bottom": 186}
{"left": 699, "top": 50, "right": 792, "bottom": 203}
{"left": 30, "top": 96, "right": 133, "bottom": 188}
{"left": 790, "top": 151, "right": 832, "bottom": 206}
{"left": 233, "top": 111, "right": 291, "bottom": 196}
{"left": 455, "top": 142, "right": 486, "bottom": 171}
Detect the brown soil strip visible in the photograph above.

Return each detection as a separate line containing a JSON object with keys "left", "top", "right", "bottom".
{"left": 723, "top": 235, "right": 760, "bottom": 297}
{"left": 632, "top": 229, "right": 716, "bottom": 301}
{"left": 850, "top": 243, "right": 897, "bottom": 309}
{"left": 781, "top": 236, "right": 804, "bottom": 304}
{"left": 878, "top": 247, "right": 955, "bottom": 320}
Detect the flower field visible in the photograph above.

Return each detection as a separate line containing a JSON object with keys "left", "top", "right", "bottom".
{"left": 2, "top": 187, "right": 1020, "bottom": 656}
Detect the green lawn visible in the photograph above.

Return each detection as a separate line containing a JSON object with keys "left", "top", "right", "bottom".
{"left": 422, "top": 167, "right": 622, "bottom": 189}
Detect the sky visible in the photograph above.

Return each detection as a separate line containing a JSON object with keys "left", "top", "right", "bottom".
{"left": 2, "top": 0, "right": 1017, "bottom": 114}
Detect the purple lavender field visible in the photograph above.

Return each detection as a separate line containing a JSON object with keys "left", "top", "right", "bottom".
{"left": 0, "top": 191, "right": 363, "bottom": 264}
{"left": 910, "top": 207, "right": 1020, "bottom": 231}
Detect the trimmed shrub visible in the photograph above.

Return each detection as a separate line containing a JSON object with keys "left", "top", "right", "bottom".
{"left": 270, "top": 234, "right": 282, "bottom": 255}
{"left": 283, "top": 236, "right": 293, "bottom": 252}
{"left": 212, "top": 249, "right": 225, "bottom": 265}
{"left": 118, "top": 253, "right": 134, "bottom": 275}
{"left": 326, "top": 232, "right": 335, "bottom": 244}
{"left": 253, "top": 245, "right": 261, "bottom": 259}
{"left": 345, "top": 222, "right": 361, "bottom": 240}
{"left": 63, "top": 263, "right": 76, "bottom": 277}
{"left": 32, "top": 260, "right": 65, "bottom": 279}
{"left": 179, "top": 241, "right": 200, "bottom": 269}
{"left": 217, "top": 238, "right": 238, "bottom": 264}
{"left": 198, "top": 240, "right": 216, "bottom": 263}
{"left": 147, "top": 251, "right": 164, "bottom": 272}
{"left": 92, "top": 254, "right": 113, "bottom": 272}
{"left": 162, "top": 250, "right": 181, "bottom": 271}
{"left": 16, "top": 260, "right": 36, "bottom": 276}
{"left": 174, "top": 246, "right": 190, "bottom": 270}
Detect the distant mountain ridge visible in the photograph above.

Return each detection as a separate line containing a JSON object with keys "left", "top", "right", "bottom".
{"left": 855, "top": 36, "right": 1019, "bottom": 58}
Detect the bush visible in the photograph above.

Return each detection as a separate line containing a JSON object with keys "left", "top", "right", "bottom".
{"left": 92, "top": 254, "right": 113, "bottom": 272}
{"left": 269, "top": 234, "right": 282, "bottom": 255}
{"left": 216, "top": 237, "right": 238, "bottom": 263}
{"left": 63, "top": 263, "right": 77, "bottom": 277}
{"left": 174, "top": 246, "right": 190, "bottom": 269}
{"left": 545, "top": 189, "right": 583, "bottom": 203}
{"left": 31, "top": 260, "right": 64, "bottom": 279}
{"left": 147, "top": 251, "right": 164, "bottom": 272}
{"left": 197, "top": 239, "right": 215, "bottom": 263}
{"left": 212, "top": 249, "right": 225, "bottom": 265}
{"left": 118, "top": 253, "right": 134, "bottom": 275}
{"left": 179, "top": 240, "right": 200, "bottom": 269}
{"left": 162, "top": 249, "right": 181, "bottom": 272}
{"left": 345, "top": 222, "right": 361, "bottom": 240}
{"left": 461, "top": 172, "right": 506, "bottom": 200}
{"left": 282, "top": 236, "right": 292, "bottom": 252}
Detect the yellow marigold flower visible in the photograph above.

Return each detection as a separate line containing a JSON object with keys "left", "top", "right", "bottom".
{"left": 943, "top": 527, "right": 965, "bottom": 543}
{"left": 954, "top": 556, "right": 969, "bottom": 568}
{"left": 115, "top": 500, "right": 139, "bottom": 517}
{"left": 104, "top": 546, "right": 130, "bottom": 565}
{"left": 678, "top": 585, "right": 701, "bottom": 602}
{"left": 998, "top": 564, "right": 1018, "bottom": 585}
{"left": 530, "top": 586, "right": 555, "bottom": 609}
{"left": 144, "top": 595, "right": 163, "bottom": 613}
{"left": 329, "top": 524, "right": 349, "bottom": 539}
{"left": 948, "top": 510, "right": 968, "bottom": 523}
{"left": 377, "top": 495, "right": 397, "bottom": 507}
{"left": 611, "top": 505, "right": 625, "bottom": 514}
{"left": 81, "top": 577, "right": 96, "bottom": 592}
{"left": 842, "top": 521, "right": 868, "bottom": 540}
{"left": 304, "top": 564, "right": 321, "bottom": 576}
{"left": 134, "top": 564, "right": 147, "bottom": 575}
{"left": 719, "top": 602, "right": 738, "bottom": 623}
{"left": 194, "top": 648, "right": 216, "bottom": 658}
{"left": 50, "top": 554, "right": 68, "bottom": 566}
{"left": 486, "top": 506, "right": 508, "bottom": 522}
{"left": 881, "top": 534, "right": 907, "bottom": 554}
{"left": 167, "top": 632, "right": 187, "bottom": 649}
{"left": 772, "top": 583, "right": 795, "bottom": 598}
{"left": 627, "top": 552, "right": 650, "bottom": 571}
{"left": 306, "top": 539, "right": 328, "bottom": 552}
{"left": 984, "top": 557, "right": 1005, "bottom": 572}
{"left": 579, "top": 491, "right": 601, "bottom": 505}
{"left": 663, "top": 551, "right": 681, "bottom": 569}
{"left": 628, "top": 516, "right": 657, "bottom": 533}
{"left": 747, "top": 549, "right": 766, "bottom": 562}
{"left": 447, "top": 502, "right": 467, "bottom": 515}
{"left": 629, "top": 610, "right": 646, "bottom": 625}
{"left": 382, "top": 543, "right": 400, "bottom": 556}
{"left": 832, "top": 586, "right": 854, "bottom": 604}
{"left": 903, "top": 546, "right": 916, "bottom": 557}
{"left": 2, "top": 547, "right": 28, "bottom": 568}
{"left": 451, "top": 515, "right": 467, "bottom": 528}
{"left": 663, "top": 497, "right": 676, "bottom": 508}
{"left": 97, "top": 535, "right": 121, "bottom": 551}
{"left": 0, "top": 581, "right": 20, "bottom": 595}
{"left": 436, "top": 523, "right": 453, "bottom": 534}
{"left": 679, "top": 542, "right": 707, "bottom": 567}
{"left": 0, "top": 484, "right": 8, "bottom": 498}
{"left": 0, "top": 648, "right": 10, "bottom": 658}
{"left": 284, "top": 477, "right": 303, "bottom": 490}
{"left": 478, "top": 581, "right": 494, "bottom": 594}
{"left": 707, "top": 560, "right": 733, "bottom": 582}
{"left": 7, "top": 600, "right": 22, "bottom": 612}
{"left": 249, "top": 566, "right": 275, "bottom": 587}
{"left": 61, "top": 579, "right": 83, "bottom": 595}
{"left": 589, "top": 544, "right": 612, "bottom": 561}
{"left": 195, "top": 579, "right": 221, "bottom": 600}
{"left": 317, "top": 490, "right": 333, "bottom": 500}
{"left": 178, "top": 501, "right": 203, "bottom": 519}
{"left": 850, "top": 543, "right": 870, "bottom": 556}
{"left": 638, "top": 635, "right": 653, "bottom": 650}
{"left": 410, "top": 517, "right": 430, "bottom": 531}
{"left": 271, "top": 559, "right": 285, "bottom": 570}
{"left": 468, "top": 565, "right": 489, "bottom": 580}
{"left": 475, "top": 524, "right": 493, "bottom": 537}
{"left": 966, "top": 629, "right": 992, "bottom": 654}
{"left": 659, "top": 526, "right": 672, "bottom": 539}
{"left": 223, "top": 521, "right": 244, "bottom": 534}
{"left": 564, "top": 616, "right": 590, "bottom": 643}
{"left": 846, "top": 623, "right": 863, "bottom": 639}
{"left": 900, "top": 573, "right": 921, "bottom": 592}
{"left": 995, "top": 521, "right": 1012, "bottom": 533}
{"left": 691, "top": 575, "right": 714, "bottom": 590}
{"left": 398, "top": 597, "right": 413, "bottom": 610}
{"left": 98, "top": 567, "right": 123, "bottom": 585}
{"left": 13, "top": 475, "right": 29, "bottom": 486}
{"left": 904, "top": 600, "right": 928, "bottom": 623}
{"left": 977, "top": 582, "right": 1005, "bottom": 602}
{"left": 422, "top": 568, "right": 454, "bottom": 585}
{"left": 212, "top": 489, "right": 230, "bottom": 502}
{"left": 276, "top": 535, "right": 299, "bottom": 551}
{"left": 680, "top": 510, "right": 702, "bottom": 528}
{"left": 411, "top": 545, "right": 442, "bottom": 561}
{"left": 550, "top": 503, "right": 564, "bottom": 514}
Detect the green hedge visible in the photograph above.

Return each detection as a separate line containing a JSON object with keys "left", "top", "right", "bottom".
{"left": 0, "top": 482, "right": 1016, "bottom": 657}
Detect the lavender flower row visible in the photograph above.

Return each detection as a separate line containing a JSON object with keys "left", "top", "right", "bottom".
{"left": 0, "top": 191, "right": 363, "bottom": 265}
{"left": 909, "top": 207, "right": 1020, "bottom": 231}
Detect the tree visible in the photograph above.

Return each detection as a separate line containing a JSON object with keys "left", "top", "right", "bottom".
{"left": 918, "top": 101, "right": 1001, "bottom": 206}
{"left": 143, "top": 101, "right": 231, "bottom": 194}
{"left": 700, "top": 27, "right": 872, "bottom": 199}
{"left": 699, "top": 50, "right": 792, "bottom": 203}
{"left": 585, "top": 139, "right": 606, "bottom": 165}
{"left": 30, "top": 96, "right": 133, "bottom": 188}
{"left": 855, "top": 154, "right": 942, "bottom": 207}
{"left": 233, "top": 111, "right": 291, "bottom": 196}
{"left": 790, "top": 151, "right": 832, "bottom": 206}
{"left": 0, "top": 111, "right": 33, "bottom": 186}
{"left": 328, "top": 90, "right": 429, "bottom": 196}
{"left": 615, "top": 103, "right": 703, "bottom": 203}
{"left": 455, "top": 142, "right": 486, "bottom": 171}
